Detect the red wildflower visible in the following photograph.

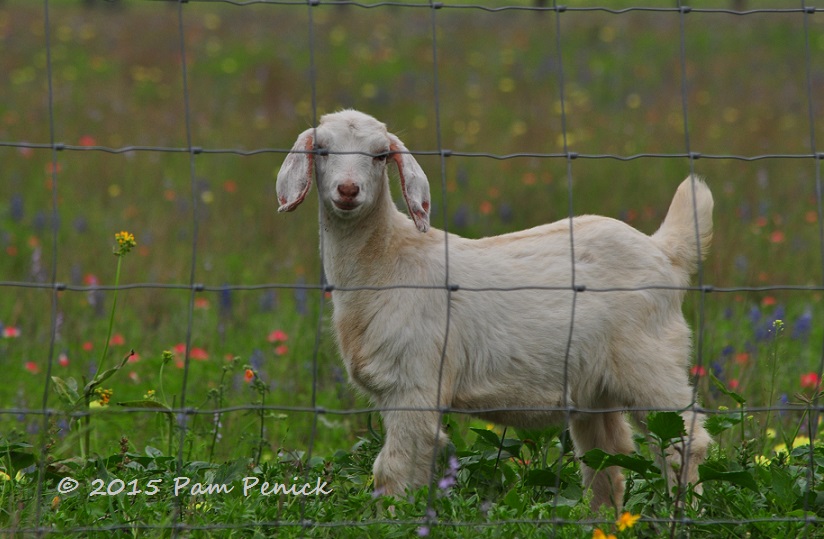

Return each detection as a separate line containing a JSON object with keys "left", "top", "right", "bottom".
{"left": 194, "top": 297, "right": 210, "bottom": 309}
{"left": 769, "top": 230, "right": 785, "bottom": 244}
{"left": 78, "top": 135, "right": 97, "bottom": 147}
{"left": 2, "top": 326, "right": 21, "bottom": 338}
{"left": 734, "top": 352, "right": 750, "bottom": 365}
{"left": 690, "top": 365, "right": 707, "bottom": 377}
{"left": 58, "top": 353, "right": 69, "bottom": 367}
{"left": 761, "top": 296, "right": 777, "bottom": 307}
{"left": 728, "top": 379, "right": 740, "bottom": 390}
{"left": 25, "top": 361, "right": 39, "bottom": 374}
{"left": 82, "top": 341, "right": 94, "bottom": 352}
{"left": 244, "top": 369, "right": 255, "bottom": 383}
{"left": 190, "top": 347, "right": 209, "bottom": 361}
{"left": 274, "top": 344, "right": 288, "bottom": 356}
{"left": 801, "top": 372, "right": 820, "bottom": 389}
{"left": 109, "top": 333, "right": 125, "bottom": 346}
{"left": 173, "top": 343, "right": 187, "bottom": 354}
{"left": 267, "top": 330, "right": 288, "bottom": 343}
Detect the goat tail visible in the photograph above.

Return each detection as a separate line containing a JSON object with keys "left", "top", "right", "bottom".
{"left": 651, "top": 175, "right": 714, "bottom": 276}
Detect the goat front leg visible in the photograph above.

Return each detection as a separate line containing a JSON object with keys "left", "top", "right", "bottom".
{"left": 373, "top": 403, "right": 448, "bottom": 497}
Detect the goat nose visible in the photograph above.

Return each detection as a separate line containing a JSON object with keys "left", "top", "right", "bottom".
{"left": 337, "top": 182, "right": 360, "bottom": 199}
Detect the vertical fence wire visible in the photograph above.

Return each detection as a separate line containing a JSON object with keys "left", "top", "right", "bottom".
{"left": 2, "top": 0, "right": 824, "bottom": 535}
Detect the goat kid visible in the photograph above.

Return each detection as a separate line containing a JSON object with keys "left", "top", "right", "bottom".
{"left": 277, "top": 109, "right": 713, "bottom": 510}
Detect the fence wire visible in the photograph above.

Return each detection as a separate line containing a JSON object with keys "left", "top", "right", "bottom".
{"left": 2, "top": 0, "right": 824, "bottom": 536}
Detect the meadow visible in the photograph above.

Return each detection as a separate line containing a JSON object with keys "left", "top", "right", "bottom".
{"left": 1, "top": 0, "right": 824, "bottom": 536}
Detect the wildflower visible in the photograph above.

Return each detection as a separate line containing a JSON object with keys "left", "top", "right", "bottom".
{"left": 113, "top": 231, "right": 136, "bottom": 256}
{"left": 51, "top": 495, "right": 60, "bottom": 510}
{"left": 109, "top": 333, "right": 125, "bottom": 346}
{"left": 592, "top": 529, "right": 616, "bottom": 539}
{"left": 190, "top": 347, "right": 209, "bottom": 361}
{"left": 616, "top": 512, "right": 641, "bottom": 531}
{"left": 82, "top": 341, "right": 94, "bottom": 352}
{"left": 274, "top": 344, "right": 288, "bottom": 356}
{"left": 244, "top": 369, "right": 255, "bottom": 383}
{"left": 793, "top": 435, "right": 811, "bottom": 448}
{"left": 762, "top": 296, "right": 777, "bottom": 307}
{"left": 144, "top": 389, "right": 156, "bottom": 400}
{"left": 417, "top": 526, "right": 430, "bottom": 537}
{"left": 801, "top": 372, "right": 820, "bottom": 389}
{"left": 792, "top": 308, "right": 813, "bottom": 340}
{"left": 734, "top": 352, "right": 749, "bottom": 365}
{"left": 690, "top": 365, "right": 706, "bottom": 377}
{"left": 24, "top": 361, "right": 39, "bottom": 374}
{"left": 2, "top": 326, "right": 21, "bottom": 338}
{"left": 728, "top": 379, "right": 739, "bottom": 390}
{"left": 95, "top": 388, "right": 113, "bottom": 406}
{"left": 78, "top": 135, "right": 97, "bottom": 147}
{"left": 161, "top": 350, "right": 174, "bottom": 365}
{"left": 194, "top": 297, "right": 210, "bottom": 309}
{"left": 58, "top": 352, "right": 69, "bottom": 367}
{"left": 267, "top": 329, "right": 288, "bottom": 343}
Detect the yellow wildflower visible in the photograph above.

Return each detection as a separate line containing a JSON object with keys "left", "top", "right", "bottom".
{"left": 95, "top": 388, "right": 113, "bottom": 406}
{"left": 592, "top": 529, "right": 616, "bottom": 539}
{"left": 616, "top": 512, "right": 641, "bottom": 531}
{"left": 114, "top": 231, "right": 136, "bottom": 256}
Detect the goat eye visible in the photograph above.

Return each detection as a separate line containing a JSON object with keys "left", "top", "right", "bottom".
{"left": 373, "top": 151, "right": 389, "bottom": 163}
{"left": 314, "top": 144, "right": 328, "bottom": 157}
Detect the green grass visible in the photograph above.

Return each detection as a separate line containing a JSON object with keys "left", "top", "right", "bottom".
{"left": 2, "top": 0, "right": 824, "bottom": 536}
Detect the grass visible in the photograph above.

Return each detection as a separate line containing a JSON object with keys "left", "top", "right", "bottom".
{"left": 2, "top": 0, "right": 824, "bottom": 536}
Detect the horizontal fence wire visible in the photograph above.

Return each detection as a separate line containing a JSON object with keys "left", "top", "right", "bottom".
{"left": 1, "top": 0, "right": 823, "bottom": 536}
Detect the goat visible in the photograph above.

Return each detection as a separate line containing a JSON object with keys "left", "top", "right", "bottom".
{"left": 276, "top": 109, "right": 713, "bottom": 510}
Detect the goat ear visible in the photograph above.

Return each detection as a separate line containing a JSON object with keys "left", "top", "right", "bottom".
{"left": 389, "top": 134, "right": 431, "bottom": 233}
{"left": 276, "top": 129, "right": 314, "bottom": 213}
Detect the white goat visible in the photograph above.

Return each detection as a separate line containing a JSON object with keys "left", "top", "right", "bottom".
{"left": 277, "top": 109, "right": 713, "bottom": 510}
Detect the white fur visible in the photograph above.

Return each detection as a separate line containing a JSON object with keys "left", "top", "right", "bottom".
{"left": 277, "top": 110, "right": 713, "bottom": 510}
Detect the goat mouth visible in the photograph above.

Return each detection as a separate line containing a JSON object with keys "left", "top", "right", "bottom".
{"left": 332, "top": 200, "right": 360, "bottom": 211}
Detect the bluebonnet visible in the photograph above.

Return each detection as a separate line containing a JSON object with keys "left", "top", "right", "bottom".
{"left": 792, "top": 308, "right": 813, "bottom": 341}
{"left": 10, "top": 193, "right": 24, "bottom": 222}
{"left": 453, "top": 203, "right": 470, "bottom": 229}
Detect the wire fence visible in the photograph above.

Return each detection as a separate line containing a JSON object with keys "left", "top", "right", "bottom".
{"left": 1, "top": 0, "right": 824, "bottom": 536}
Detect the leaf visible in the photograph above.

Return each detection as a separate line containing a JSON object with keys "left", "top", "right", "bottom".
{"left": 698, "top": 462, "right": 758, "bottom": 491}
{"left": 710, "top": 372, "right": 746, "bottom": 405}
{"left": 647, "top": 412, "right": 686, "bottom": 442}
{"left": 145, "top": 446, "right": 165, "bottom": 458}
{"left": 503, "top": 487, "right": 525, "bottom": 512}
{"left": 470, "top": 427, "right": 501, "bottom": 448}
{"left": 581, "top": 448, "right": 656, "bottom": 476}
{"left": 116, "top": 400, "right": 172, "bottom": 413}
{"left": 82, "top": 351, "right": 132, "bottom": 396}
{"left": 704, "top": 413, "right": 742, "bottom": 436}
{"left": 51, "top": 376, "right": 81, "bottom": 406}
{"left": 524, "top": 468, "right": 559, "bottom": 487}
